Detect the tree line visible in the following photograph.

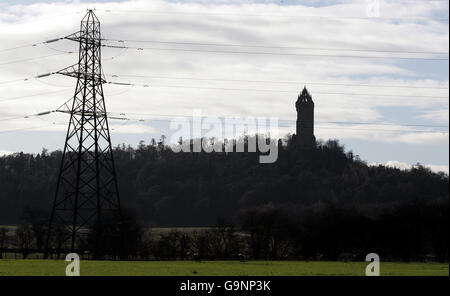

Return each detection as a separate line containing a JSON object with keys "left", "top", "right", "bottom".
{"left": 0, "top": 201, "right": 447, "bottom": 262}
{"left": 0, "top": 135, "right": 448, "bottom": 261}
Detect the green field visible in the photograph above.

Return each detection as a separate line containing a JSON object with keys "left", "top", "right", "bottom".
{"left": 0, "top": 260, "right": 447, "bottom": 276}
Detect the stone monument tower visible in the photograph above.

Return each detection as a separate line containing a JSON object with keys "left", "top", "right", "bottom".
{"left": 295, "top": 86, "right": 316, "bottom": 148}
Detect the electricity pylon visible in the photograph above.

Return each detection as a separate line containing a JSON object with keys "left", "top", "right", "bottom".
{"left": 46, "top": 10, "right": 122, "bottom": 256}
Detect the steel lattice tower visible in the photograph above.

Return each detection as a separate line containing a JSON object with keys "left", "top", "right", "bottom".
{"left": 46, "top": 10, "right": 122, "bottom": 255}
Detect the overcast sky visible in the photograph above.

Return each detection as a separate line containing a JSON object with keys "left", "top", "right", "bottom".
{"left": 0, "top": 0, "right": 448, "bottom": 173}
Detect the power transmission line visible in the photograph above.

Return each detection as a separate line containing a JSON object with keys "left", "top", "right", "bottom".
{"left": 0, "top": 89, "right": 69, "bottom": 103}
{"left": 0, "top": 79, "right": 447, "bottom": 105}
{"left": 105, "top": 111, "right": 449, "bottom": 129}
{"left": 102, "top": 44, "right": 448, "bottom": 61}
{"left": 2, "top": 72, "right": 447, "bottom": 92}
{"left": 104, "top": 116, "right": 448, "bottom": 134}
{"left": 0, "top": 37, "right": 66, "bottom": 54}
{"left": 0, "top": 52, "right": 74, "bottom": 68}
{"left": 102, "top": 38, "right": 449, "bottom": 56}
{"left": 105, "top": 73, "right": 449, "bottom": 90}
{"left": 1, "top": 117, "right": 446, "bottom": 134}
{"left": 1, "top": 109, "right": 447, "bottom": 133}
{"left": 106, "top": 81, "right": 449, "bottom": 100}
{"left": 0, "top": 78, "right": 27, "bottom": 85}
{"left": 1, "top": 83, "right": 446, "bottom": 105}
{"left": 60, "top": 110, "right": 450, "bottom": 132}
{"left": 0, "top": 115, "right": 26, "bottom": 122}
{"left": 0, "top": 43, "right": 41, "bottom": 53}
{"left": 2, "top": 35, "right": 446, "bottom": 58}
{"left": 0, "top": 73, "right": 56, "bottom": 86}
{"left": 0, "top": 110, "right": 55, "bottom": 122}
{"left": 0, "top": 123, "right": 62, "bottom": 134}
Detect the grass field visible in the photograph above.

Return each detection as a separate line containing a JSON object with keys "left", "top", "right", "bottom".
{"left": 0, "top": 260, "right": 448, "bottom": 276}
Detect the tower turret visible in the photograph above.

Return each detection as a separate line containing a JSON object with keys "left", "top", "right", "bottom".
{"left": 295, "top": 86, "right": 316, "bottom": 148}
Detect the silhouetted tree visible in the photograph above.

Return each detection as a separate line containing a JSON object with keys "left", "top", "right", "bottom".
{"left": 15, "top": 223, "right": 34, "bottom": 259}
{"left": 0, "top": 227, "right": 8, "bottom": 259}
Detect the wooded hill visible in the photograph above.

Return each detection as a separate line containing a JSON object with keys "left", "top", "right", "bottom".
{"left": 0, "top": 135, "right": 447, "bottom": 227}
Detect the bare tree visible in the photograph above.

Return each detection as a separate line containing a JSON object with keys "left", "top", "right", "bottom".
{"left": 15, "top": 223, "right": 34, "bottom": 259}
{"left": 0, "top": 227, "right": 8, "bottom": 259}
{"left": 208, "top": 224, "right": 240, "bottom": 259}
{"left": 22, "top": 207, "right": 47, "bottom": 252}
{"left": 178, "top": 233, "right": 191, "bottom": 260}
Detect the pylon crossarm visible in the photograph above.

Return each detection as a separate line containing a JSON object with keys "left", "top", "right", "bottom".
{"left": 55, "top": 109, "right": 108, "bottom": 117}
{"left": 64, "top": 31, "right": 102, "bottom": 45}
{"left": 57, "top": 65, "right": 106, "bottom": 84}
